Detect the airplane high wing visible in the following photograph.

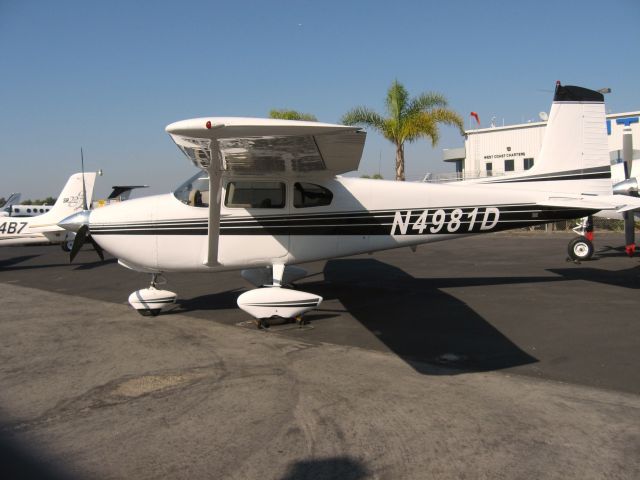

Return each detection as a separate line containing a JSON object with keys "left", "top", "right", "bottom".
{"left": 166, "top": 117, "right": 366, "bottom": 173}
{"left": 166, "top": 118, "right": 366, "bottom": 265}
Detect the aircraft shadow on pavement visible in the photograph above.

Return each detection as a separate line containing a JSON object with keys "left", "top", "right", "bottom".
{"left": 548, "top": 263, "right": 640, "bottom": 289}
{"left": 595, "top": 244, "right": 639, "bottom": 258}
{"left": 72, "top": 257, "right": 117, "bottom": 270}
{"left": 170, "top": 289, "right": 245, "bottom": 313}
{"left": 0, "top": 432, "right": 76, "bottom": 480}
{"left": 299, "top": 258, "right": 547, "bottom": 376}
{"left": 280, "top": 455, "right": 369, "bottom": 480}
{"left": 0, "top": 254, "right": 42, "bottom": 269}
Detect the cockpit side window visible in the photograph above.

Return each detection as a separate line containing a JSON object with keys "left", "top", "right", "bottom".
{"left": 293, "top": 182, "right": 333, "bottom": 208}
{"left": 173, "top": 172, "right": 210, "bottom": 207}
{"left": 225, "top": 181, "right": 285, "bottom": 209}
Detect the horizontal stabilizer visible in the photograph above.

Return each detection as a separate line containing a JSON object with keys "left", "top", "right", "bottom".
{"left": 538, "top": 195, "right": 640, "bottom": 212}
{"left": 108, "top": 185, "right": 149, "bottom": 200}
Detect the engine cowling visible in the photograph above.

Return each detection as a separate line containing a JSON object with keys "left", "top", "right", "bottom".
{"left": 237, "top": 287, "right": 322, "bottom": 320}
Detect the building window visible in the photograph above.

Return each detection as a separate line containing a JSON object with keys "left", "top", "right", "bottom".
{"left": 505, "top": 159, "right": 515, "bottom": 172}
{"left": 524, "top": 158, "right": 534, "bottom": 170}
{"left": 486, "top": 162, "right": 493, "bottom": 177}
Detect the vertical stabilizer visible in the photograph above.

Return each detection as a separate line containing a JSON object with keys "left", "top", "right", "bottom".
{"left": 0, "top": 193, "right": 21, "bottom": 216}
{"left": 532, "top": 84, "right": 609, "bottom": 177}
{"left": 36, "top": 172, "right": 97, "bottom": 222}
{"left": 475, "top": 84, "right": 613, "bottom": 195}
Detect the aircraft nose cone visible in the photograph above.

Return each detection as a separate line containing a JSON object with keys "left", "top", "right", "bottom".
{"left": 58, "top": 210, "right": 91, "bottom": 233}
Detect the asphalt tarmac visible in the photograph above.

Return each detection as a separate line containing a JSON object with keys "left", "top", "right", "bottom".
{"left": 1, "top": 231, "right": 639, "bottom": 479}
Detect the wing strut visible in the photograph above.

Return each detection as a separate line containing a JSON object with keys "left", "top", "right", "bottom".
{"left": 203, "top": 136, "right": 224, "bottom": 267}
{"left": 205, "top": 169, "right": 222, "bottom": 266}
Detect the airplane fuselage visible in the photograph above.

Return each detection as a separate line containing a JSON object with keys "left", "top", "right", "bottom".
{"left": 88, "top": 176, "right": 596, "bottom": 273}
{"left": 0, "top": 218, "right": 66, "bottom": 246}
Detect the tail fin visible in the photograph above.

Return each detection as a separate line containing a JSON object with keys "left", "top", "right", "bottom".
{"left": 478, "top": 84, "right": 612, "bottom": 195}
{"left": 532, "top": 84, "right": 609, "bottom": 176}
{"left": 1, "top": 193, "right": 21, "bottom": 214}
{"left": 37, "top": 172, "right": 97, "bottom": 223}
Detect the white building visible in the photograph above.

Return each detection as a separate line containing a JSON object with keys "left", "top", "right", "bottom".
{"left": 441, "top": 111, "right": 640, "bottom": 180}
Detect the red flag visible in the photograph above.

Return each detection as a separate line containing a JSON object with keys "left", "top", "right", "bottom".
{"left": 470, "top": 112, "right": 480, "bottom": 126}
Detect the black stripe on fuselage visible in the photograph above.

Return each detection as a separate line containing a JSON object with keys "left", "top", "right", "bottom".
{"left": 89, "top": 205, "right": 598, "bottom": 236}
{"left": 243, "top": 302, "right": 320, "bottom": 307}
{"left": 479, "top": 166, "right": 611, "bottom": 184}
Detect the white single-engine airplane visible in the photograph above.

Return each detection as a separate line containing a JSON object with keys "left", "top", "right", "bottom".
{"left": 1, "top": 172, "right": 98, "bottom": 252}
{"left": 60, "top": 84, "right": 640, "bottom": 325}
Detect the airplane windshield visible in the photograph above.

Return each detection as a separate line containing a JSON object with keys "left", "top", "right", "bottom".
{"left": 174, "top": 172, "right": 210, "bottom": 207}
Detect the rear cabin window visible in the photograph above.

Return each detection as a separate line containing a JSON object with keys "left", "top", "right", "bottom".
{"left": 294, "top": 183, "right": 333, "bottom": 208}
{"left": 225, "top": 181, "right": 286, "bottom": 208}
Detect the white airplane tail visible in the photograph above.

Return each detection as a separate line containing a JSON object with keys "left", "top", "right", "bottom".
{"left": 36, "top": 172, "right": 97, "bottom": 224}
{"left": 532, "top": 84, "right": 609, "bottom": 176}
{"left": 1, "top": 192, "right": 21, "bottom": 216}
{"left": 479, "top": 84, "right": 612, "bottom": 195}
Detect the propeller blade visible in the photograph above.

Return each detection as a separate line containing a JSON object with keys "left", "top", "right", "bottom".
{"left": 88, "top": 235, "right": 105, "bottom": 261}
{"left": 69, "top": 224, "right": 89, "bottom": 263}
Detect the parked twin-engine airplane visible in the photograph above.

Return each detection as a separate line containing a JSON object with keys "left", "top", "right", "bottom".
{"left": 60, "top": 84, "right": 640, "bottom": 325}
{"left": 0, "top": 172, "right": 97, "bottom": 250}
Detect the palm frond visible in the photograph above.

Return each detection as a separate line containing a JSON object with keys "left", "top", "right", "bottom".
{"left": 401, "top": 112, "right": 439, "bottom": 145}
{"left": 341, "top": 107, "right": 387, "bottom": 132}
{"left": 405, "top": 92, "right": 448, "bottom": 117}
{"left": 429, "top": 108, "right": 465, "bottom": 135}
{"left": 385, "top": 80, "right": 409, "bottom": 122}
{"left": 269, "top": 109, "right": 317, "bottom": 121}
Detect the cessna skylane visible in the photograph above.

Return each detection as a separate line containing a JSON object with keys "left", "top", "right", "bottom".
{"left": 60, "top": 84, "right": 640, "bottom": 325}
{"left": 0, "top": 172, "right": 97, "bottom": 251}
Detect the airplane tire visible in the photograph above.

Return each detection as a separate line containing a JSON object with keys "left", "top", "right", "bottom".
{"left": 137, "top": 309, "right": 161, "bottom": 317}
{"left": 568, "top": 236, "right": 594, "bottom": 261}
{"left": 256, "top": 318, "right": 270, "bottom": 329}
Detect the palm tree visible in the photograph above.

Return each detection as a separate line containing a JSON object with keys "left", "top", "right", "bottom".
{"left": 269, "top": 109, "right": 317, "bottom": 121}
{"left": 341, "top": 80, "right": 464, "bottom": 181}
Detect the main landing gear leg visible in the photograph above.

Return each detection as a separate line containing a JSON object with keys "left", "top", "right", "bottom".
{"left": 567, "top": 216, "right": 594, "bottom": 262}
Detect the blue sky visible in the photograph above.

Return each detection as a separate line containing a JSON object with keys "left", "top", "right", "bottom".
{"left": 1, "top": 0, "right": 639, "bottom": 199}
